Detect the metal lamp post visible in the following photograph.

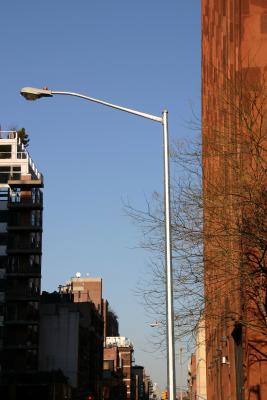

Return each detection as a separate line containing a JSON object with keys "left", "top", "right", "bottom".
{"left": 20, "top": 86, "right": 176, "bottom": 400}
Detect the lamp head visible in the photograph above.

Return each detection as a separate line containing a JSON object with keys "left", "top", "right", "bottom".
{"left": 20, "top": 86, "right": 53, "bottom": 101}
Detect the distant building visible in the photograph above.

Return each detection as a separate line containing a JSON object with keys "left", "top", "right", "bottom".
{"left": 105, "top": 336, "right": 134, "bottom": 400}
{"left": 187, "top": 354, "right": 196, "bottom": 400}
{"left": 132, "top": 366, "right": 144, "bottom": 400}
{"left": 195, "top": 319, "right": 206, "bottom": 400}
{"left": 103, "top": 345, "right": 127, "bottom": 400}
{"left": 103, "top": 299, "right": 119, "bottom": 341}
{"left": 187, "top": 319, "right": 207, "bottom": 400}
{"left": 0, "top": 131, "right": 44, "bottom": 399}
{"left": 39, "top": 291, "right": 103, "bottom": 400}
{"left": 60, "top": 276, "right": 103, "bottom": 313}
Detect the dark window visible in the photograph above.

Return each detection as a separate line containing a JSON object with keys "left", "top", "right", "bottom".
{"left": 0, "top": 167, "right": 10, "bottom": 183}
{"left": 0, "top": 233, "right": 7, "bottom": 246}
{"left": 0, "top": 256, "right": 7, "bottom": 268}
{"left": 0, "top": 145, "right": 11, "bottom": 159}
{"left": 0, "top": 211, "right": 8, "bottom": 223}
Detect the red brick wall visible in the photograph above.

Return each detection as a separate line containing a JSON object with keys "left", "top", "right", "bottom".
{"left": 202, "top": 1, "right": 267, "bottom": 399}
{"left": 71, "top": 278, "right": 102, "bottom": 314}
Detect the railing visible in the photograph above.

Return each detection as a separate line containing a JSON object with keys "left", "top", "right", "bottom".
{"left": 0, "top": 131, "right": 17, "bottom": 140}
{"left": 0, "top": 151, "right": 27, "bottom": 159}
{"left": 18, "top": 139, "right": 42, "bottom": 180}
{"left": 8, "top": 217, "right": 42, "bottom": 228}
{"left": 7, "top": 287, "right": 40, "bottom": 298}
{"left": 0, "top": 131, "right": 43, "bottom": 181}
{"left": 9, "top": 190, "right": 43, "bottom": 205}
{"left": 5, "top": 309, "right": 39, "bottom": 322}
{"left": 7, "top": 263, "right": 41, "bottom": 274}
{"left": 8, "top": 234, "right": 41, "bottom": 251}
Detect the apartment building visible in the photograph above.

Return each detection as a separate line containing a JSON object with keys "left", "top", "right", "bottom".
{"left": 0, "top": 131, "right": 43, "bottom": 398}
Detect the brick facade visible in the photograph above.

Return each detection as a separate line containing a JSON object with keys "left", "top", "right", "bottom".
{"left": 202, "top": 1, "right": 267, "bottom": 399}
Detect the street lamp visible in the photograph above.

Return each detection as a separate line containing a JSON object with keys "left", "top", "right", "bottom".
{"left": 20, "top": 86, "right": 176, "bottom": 400}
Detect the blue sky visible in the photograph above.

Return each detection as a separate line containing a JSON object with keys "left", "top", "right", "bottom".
{"left": 1, "top": 0, "right": 200, "bottom": 390}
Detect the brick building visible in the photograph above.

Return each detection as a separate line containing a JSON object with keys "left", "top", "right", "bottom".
{"left": 61, "top": 275, "right": 103, "bottom": 314}
{"left": 202, "top": 1, "right": 267, "bottom": 399}
{"left": 0, "top": 131, "right": 44, "bottom": 399}
{"left": 103, "top": 345, "right": 127, "bottom": 400}
{"left": 104, "top": 336, "right": 134, "bottom": 400}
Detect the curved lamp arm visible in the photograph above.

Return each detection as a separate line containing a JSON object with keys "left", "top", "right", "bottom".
{"left": 20, "top": 87, "right": 162, "bottom": 123}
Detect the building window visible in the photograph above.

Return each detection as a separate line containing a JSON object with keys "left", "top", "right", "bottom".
{"left": 0, "top": 211, "right": 8, "bottom": 223}
{"left": 0, "top": 233, "right": 7, "bottom": 246}
{"left": 0, "top": 256, "right": 8, "bottom": 268}
{"left": 0, "top": 145, "right": 11, "bottom": 159}
{"left": 0, "top": 188, "right": 8, "bottom": 201}
{"left": 0, "top": 167, "right": 10, "bottom": 183}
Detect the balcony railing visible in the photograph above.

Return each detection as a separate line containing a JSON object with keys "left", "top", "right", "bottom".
{"left": 7, "top": 263, "right": 41, "bottom": 275}
{"left": 9, "top": 190, "right": 43, "bottom": 206}
{"left": 6, "top": 287, "right": 40, "bottom": 299}
{"left": 5, "top": 309, "right": 39, "bottom": 322}
{"left": 8, "top": 237, "right": 41, "bottom": 250}
{"left": 8, "top": 219, "right": 42, "bottom": 229}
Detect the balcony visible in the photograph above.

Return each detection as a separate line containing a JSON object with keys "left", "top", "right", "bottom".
{"left": 6, "top": 268, "right": 41, "bottom": 278}
{"left": 5, "top": 312, "right": 39, "bottom": 324}
{"left": 6, "top": 255, "right": 41, "bottom": 276}
{"left": 6, "top": 287, "right": 40, "bottom": 301}
{"left": 7, "top": 239, "right": 42, "bottom": 255}
{"left": 8, "top": 191, "right": 43, "bottom": 209}
{"left": 8, "top": 222, "right": 42, "bottom": 233}
{"left": 4, "top": 343, "right": 38, "bottom": 350}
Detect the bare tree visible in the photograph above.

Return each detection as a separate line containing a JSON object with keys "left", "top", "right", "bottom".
{"left": 126, "top": 137, "right": 204, "bottom": 345}
{"left": 126, "top": 70, "right": 267, "bottom": 347}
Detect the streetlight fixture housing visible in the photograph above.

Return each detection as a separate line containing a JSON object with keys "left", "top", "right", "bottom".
{"left": 20, "top": 87, "right": 53, "bottom": 101}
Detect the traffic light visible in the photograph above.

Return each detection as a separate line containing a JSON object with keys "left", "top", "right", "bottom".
{"left": 86, "top": 395, "right": 94, "bottom": 400}
{"left": 161, "top": 390, "right": 168, "bottom": 400}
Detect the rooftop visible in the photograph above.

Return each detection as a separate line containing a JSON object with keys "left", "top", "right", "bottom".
{"left": 0, "top": 131, "right": 43, "bottom": 185}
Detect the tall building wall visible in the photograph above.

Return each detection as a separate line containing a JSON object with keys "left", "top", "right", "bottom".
{"left": 39, "top": 293, "right": 104, "bottom": 400}
{"left": 202, "top": 1, "right": 267, "bottom": 399}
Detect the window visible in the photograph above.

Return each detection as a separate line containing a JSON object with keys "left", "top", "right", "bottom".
{"left": 0, "top": 167, "right": 10, "bottom": 183}
{"left": 0, "top": 233, "right": 7, "bottom": 246}
{"left": 0, "top": 210, "right": 8, "bottom": 223}
{"left": 0, "top": 188, "right": 8, "bottom": 201}
{"left": 103, "top": 360, "right": 114, "bottom": 371}
{"left": 0, "top": 145, "right": 11, "bottom": 159}
{"left": 0, "top": 256, "right": 7, "bottom": 268}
